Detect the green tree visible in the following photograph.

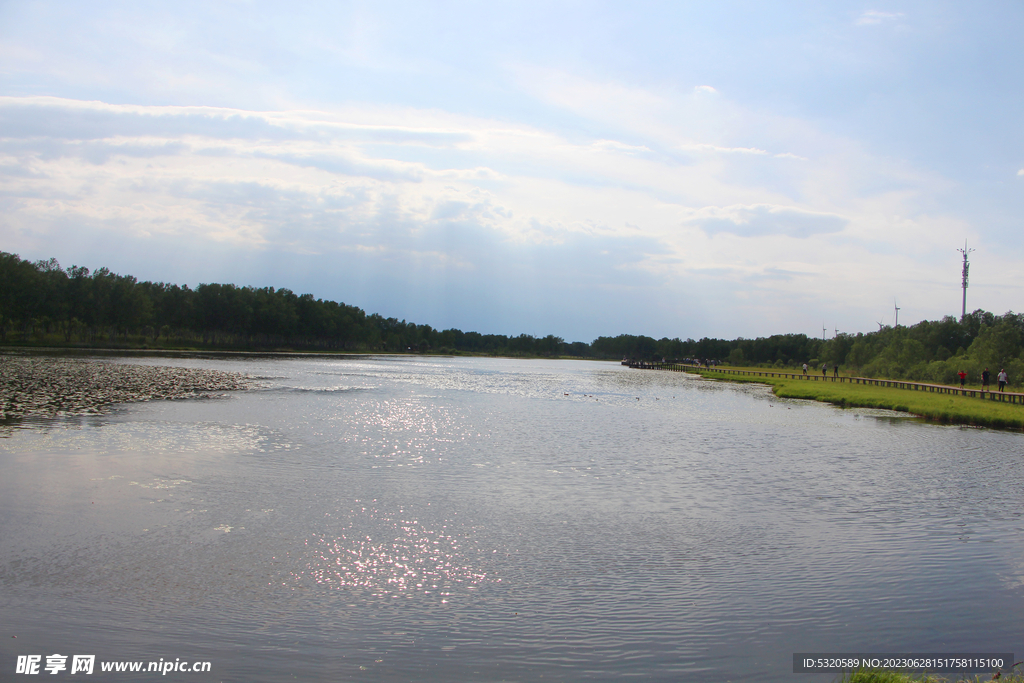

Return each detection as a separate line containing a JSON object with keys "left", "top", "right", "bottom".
{"left": 968, "top": 322, "right": 1022, "bottom": 369}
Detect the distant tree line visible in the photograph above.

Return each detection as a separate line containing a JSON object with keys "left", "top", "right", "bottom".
{"left": 2, "top": 252, "right": 1022, "bottom": 384}
{"left": 0, "top": 252, "right": 590, "bottom": 357}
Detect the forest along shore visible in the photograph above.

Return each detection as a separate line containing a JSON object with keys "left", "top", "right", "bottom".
{"left": 0, "top": 355, "right": 256, "bottom": 419}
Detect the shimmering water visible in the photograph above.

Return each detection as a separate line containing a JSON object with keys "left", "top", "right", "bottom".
{"left": 2, "top": 355, "right": 1023, "bottom": 681}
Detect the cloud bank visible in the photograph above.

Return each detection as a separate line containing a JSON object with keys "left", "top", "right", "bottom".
{"left": 0, "top": 89, "right": 998, "bottom": 339}
{"left": 3, "top": 1, "right": 1022, "bottom": 340}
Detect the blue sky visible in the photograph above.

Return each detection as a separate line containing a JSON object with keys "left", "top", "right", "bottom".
{"left": 1, "top": 1, "right": 1021, "bottom": 342}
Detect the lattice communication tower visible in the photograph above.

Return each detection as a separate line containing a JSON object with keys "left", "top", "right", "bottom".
{"left": 958, "top": 240, "right": 974, "bottom": 319}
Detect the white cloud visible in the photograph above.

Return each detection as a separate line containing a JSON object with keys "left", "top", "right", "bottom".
{"left": 856, "top": 10, "right": 906, "bottom": 26}
{"left": 684, "top": 204, "right": 849, "bottom": 239}
{"left": 0, "top": 87, "right": 1006, "bottom": 339}
{"left": 679, "top": 143, "right": 769, "bottom": 156}
{"left": 591, "top": 139, "right": 653, "bottom": 155}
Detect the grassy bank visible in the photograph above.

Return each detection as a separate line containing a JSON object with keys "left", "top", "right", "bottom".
{"left": 694, "top": 367, "right": 1024, "bottom": 430}
{"left": 841, "top": 670, "right": 1021, "bottom": 683}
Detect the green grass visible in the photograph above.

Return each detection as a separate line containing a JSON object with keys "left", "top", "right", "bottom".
{"left": 839, "top": 670, "right": 939, "bottom": 683}
{"left": 835, "top": 671, "right": 1019, "bottom": 683}
{"left": 839, "top": 670, "right": 1024, "bottom": 683}
{"left": 692, "top": 367, "right": 1024, "bottom": 430}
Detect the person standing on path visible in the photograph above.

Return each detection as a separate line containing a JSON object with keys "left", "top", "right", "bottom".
{"left": 802, "top": 363, "right": 807, "bottom": 375}
{"left": 982, "top": 368, "right": 990, "bottom": 392}
{"left": 998, "top": 368, "right": 1008, "bottom": 392}
{"left": 958, "top": 370, "right": 967, "bottom": 389}
{"left": 833, "top": 364, "right": 839, "bottom": 380}
{"left": 822, "top": 363, "right": 827, "bottom": 377}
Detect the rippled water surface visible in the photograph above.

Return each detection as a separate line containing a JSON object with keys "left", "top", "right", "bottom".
{"left": 2, "top": 355, "right": 1023, "bottom": 681}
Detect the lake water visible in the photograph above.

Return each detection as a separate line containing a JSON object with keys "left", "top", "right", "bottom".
{"left": 1, "top": 355, "right": 1023, "bottom": 682}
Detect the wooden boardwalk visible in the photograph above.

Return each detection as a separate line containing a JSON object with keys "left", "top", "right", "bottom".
{"left": 627, "top": 362, "right": 1024, "bottom": 406}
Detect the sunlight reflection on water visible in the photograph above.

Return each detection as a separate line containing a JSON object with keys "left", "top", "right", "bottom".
{"left": 295, "top": 507, "right": 492, "bottom": 599}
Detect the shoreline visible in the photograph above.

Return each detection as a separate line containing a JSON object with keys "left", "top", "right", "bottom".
{"left": 0, "top": 355, "right": 256, "bottom": 420}
{"left": 688, "top": 366, "right": 1024, "bottom": 431}
{"left": 0, "top": 351, "right": 613, "bottom": 424}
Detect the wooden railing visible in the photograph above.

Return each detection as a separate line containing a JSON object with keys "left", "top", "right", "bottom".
{"left": 626, "top": 362, "right": 1024, "bottom": 405}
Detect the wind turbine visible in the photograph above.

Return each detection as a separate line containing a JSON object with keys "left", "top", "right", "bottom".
{"left": 894, "top": 299, "right": 900, "bottom": 328}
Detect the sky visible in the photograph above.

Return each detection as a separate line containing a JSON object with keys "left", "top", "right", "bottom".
{"left": 1, "top": 1, "right": 1022, "bottom": 343}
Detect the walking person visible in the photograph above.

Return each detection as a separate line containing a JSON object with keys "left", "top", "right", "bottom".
{"left": 833, "top": 364, "right": 839, "bottom": 380}
{"left": 822, "top": 363, "right": 827, "bottom": 377}
{"left": 958, "top": 370, "right": 967, "bottom": 389}
{"left": 802, "top": 363, "right": 807, "bottom": 375}
{"left": 998, "top": 368, "right": 1008, "bottom": 392}
{"left": 982, "top": 368, "right": 990, "bottom": 392}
